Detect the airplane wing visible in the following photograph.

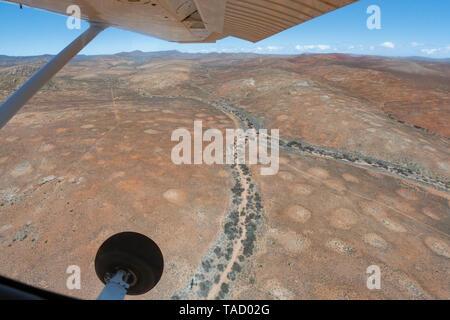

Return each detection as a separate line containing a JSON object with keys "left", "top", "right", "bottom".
{"left": 5, "top": 0, "right": 358, "bottom": 43}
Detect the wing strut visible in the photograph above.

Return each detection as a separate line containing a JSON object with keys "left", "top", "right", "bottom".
{"left": 0, "top": 23, "right": 107, "bottom": 130}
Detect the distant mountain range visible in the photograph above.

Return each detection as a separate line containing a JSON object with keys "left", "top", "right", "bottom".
{"left": 2, "top": 51, "right": 448, "bottom": 66}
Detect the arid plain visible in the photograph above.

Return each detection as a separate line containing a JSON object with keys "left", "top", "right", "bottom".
{"left": 0, "top": 52, "right": 449, "bottom": 299}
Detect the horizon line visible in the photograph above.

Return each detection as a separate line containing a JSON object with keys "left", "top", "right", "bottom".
{"left": 1, "top": 50, "right": 449, "bottom": 61}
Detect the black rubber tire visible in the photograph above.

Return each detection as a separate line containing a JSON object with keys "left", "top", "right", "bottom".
{"left": 95, "top": 232, "right": 164, "bottom": 295}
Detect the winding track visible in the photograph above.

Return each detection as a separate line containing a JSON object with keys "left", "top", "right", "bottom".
{"left": 171, "top": 96, "right": 264, "bottom": 300}
{"left": 138, "top": 91, "right": 449, "bottom": 299}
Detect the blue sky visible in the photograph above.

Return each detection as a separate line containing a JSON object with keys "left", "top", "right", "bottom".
{"left": 0, "top": 0, "right": 449, "bottom": 57}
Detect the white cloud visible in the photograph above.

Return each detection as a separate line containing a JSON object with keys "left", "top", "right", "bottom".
{"left": 216, "top": 48, "right": 240, "bottom": 53}
{"left": 411, "top": 42, "right": 424, "bottom": 47}
{"left": 347, "top": 45, "right": 365, "bottom": 51}
{"left": 296, "top": 44, "right": 332, "bottom": 51}
{"left": 317, "top": 45, "right": 332, "bottom": 50}
{"left": 296, "top": 45, "right": 312, "bottom": 50}
{"left": 421, "top": 48, "right": 439, "bottom": 55}
{"left": 419, "top": 45, "right": 450, "bottom": 55}
{"left": 380, "top": 42, "right": 395, "bottom": 49}
{"left": 266, "top": 46, "right": 284, "bottom": 52}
